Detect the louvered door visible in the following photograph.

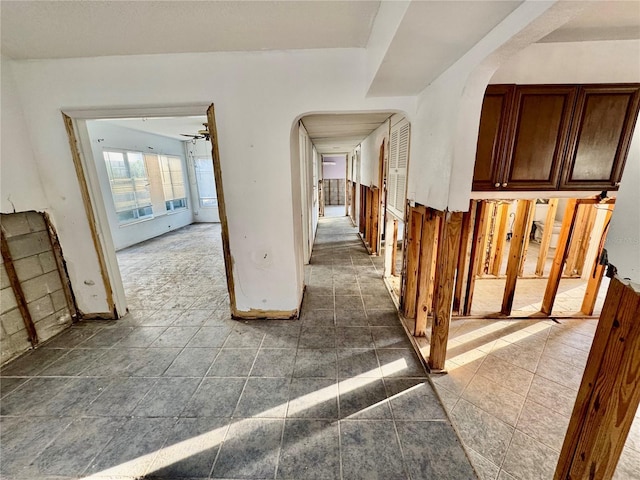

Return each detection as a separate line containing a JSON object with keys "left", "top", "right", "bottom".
{"left": 387, "top": 119, "right": 410, "bottom": 218}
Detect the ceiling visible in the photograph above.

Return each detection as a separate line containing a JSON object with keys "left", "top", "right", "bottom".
{"left": 538, "top": 1, "right": 640, "bottom": 43}
{"left": 1, "top": 1, "right": 380, "bottom": 60}
{"left": 301, "top": 113, "right": 392, "bottom": 154}
{"left": 367, "top": 1, "right": 523, "bottom": 96}
{"left": 101, "top": 116, "right": 208, "bottom": 141}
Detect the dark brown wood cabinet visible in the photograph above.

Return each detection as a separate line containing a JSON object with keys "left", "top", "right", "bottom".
{"left": 472, "top": 85, "right": 515, "bottom": 190}
{"left": 561, "top": 85, "right": 640, "bottom": 190}
{"left": 472, "top": 83, "right": 640, "bottom": 192}
{"left": 503, "top": 86, "right": 577, "bottom": 190}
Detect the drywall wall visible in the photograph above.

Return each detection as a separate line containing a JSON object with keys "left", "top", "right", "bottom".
{"left": 0, "top": 57, "right": 48, "bottom": 214}
{"left": 490, "top": 40, "right": 640, "bottom": 84}
{"left": 359, "top": 120, "right": 389, "bottom": 188}
{"left": 606, "top": 123, "right": 640, "bottom": 282}
{"left": 85, "top": 121, "right": 193, "bottom": 250}
{"left": 8, "top": 49, "right": 415, "bottom": 315}
{"left": 322, "top": 155, "right": 346, "bottom": 179}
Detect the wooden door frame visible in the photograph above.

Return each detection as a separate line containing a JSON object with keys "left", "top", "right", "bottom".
{"left": 62, "top": 104, "right": 237, "bottom": 318}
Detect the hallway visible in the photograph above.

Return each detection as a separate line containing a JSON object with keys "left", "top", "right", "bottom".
{"left": 0, "top": 218, "right": 476, "bottom": 480}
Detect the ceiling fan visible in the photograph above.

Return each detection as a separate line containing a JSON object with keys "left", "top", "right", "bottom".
{"left": 181, "top": 123, "right": 210, "bottom": 141}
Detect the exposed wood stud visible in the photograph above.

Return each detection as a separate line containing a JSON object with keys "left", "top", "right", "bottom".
{"left": 477, "top": 202, "right": 495, "bottom": 276}
{"left": 370, "top": 187, "right": 380, "bottom": 255}
{"left": 428, "top": 211, "right": 463, "bottom": 371}
{"left": 403, "top": 206, "right": 425, "bottom": 319}
{"left": 62, "top": 113, "right": 116, "bottom": 317}
{"left": 391, "top": 219, "right": 399, "bottom": 276}
{"left": 414, "top": 210, "right": 440, "bottom": 336}
{"left": 207, "top": 105, "right": 240, "bottom": 318}
{"left": 463, "top": 201, "right": 487, "bottom": 316}
{"left": 581, "top": 206, "right": 614, "bottom": 315}
{"left": 44, "top": 214, "right": 78, "bottom": 322}
{"left": 501, "top": 199, "right": 534, "bottom": 315}
{"left": 541, "top": 198, "right": 579, "bottom": 315}
{"left": 0, "top": 231, "right": 39, "bottom": 346}
{"left": 490, "top": 202, "right": 510, "bottom": 276}
{"left": 454, "top": 203, "right": 477, "bottom": 314}
{"left": 535, "top": 198, "right": 559, "bottom": 276}
{"left": 555, "top": 277, "right": 640, "bottom": 480}
{"left": 517, "top": 200, "right": 537, "bottom": 277}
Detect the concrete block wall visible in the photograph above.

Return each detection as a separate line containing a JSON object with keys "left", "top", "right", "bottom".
{"left": 325, "top": 179, "right": 346, "bottom": 206}
{"left": 1, "top": 212, "right": 73, "bottom": 364}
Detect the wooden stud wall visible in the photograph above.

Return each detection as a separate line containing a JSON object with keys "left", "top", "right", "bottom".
{"left": 555, "top": 277, "right": 640, "bottom": 480}
{"left": 535, "top": 198, "right": 559, "bottom": 276}
{"left": 402, "top": 206, "right": 425, "bottom": 319}
{"left": 428, "top": 211, "right": 463, "bottom": 372}
{"left": 414, "top": 210, "right": 440, "bottom": 336}
{"left": 453, "top": 204, "right": 477, "bottom": 315}
{"left": 501, "top": 199, "right": 534, "bottom": 315}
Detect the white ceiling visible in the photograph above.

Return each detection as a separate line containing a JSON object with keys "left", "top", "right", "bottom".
{"left": 102, "top": 116, "right": 208, "bottom": 141}
{"left": 367, "top": 1, "right": 523, "bottom": 96}
{"left": 539, "top": 1, "right": 640, "bottom": 43}
{"left": 301, "top": 113, "right": 392, "bottom": 154}
{"left": 1, "top": 1, "right": 380, "bottom": 60}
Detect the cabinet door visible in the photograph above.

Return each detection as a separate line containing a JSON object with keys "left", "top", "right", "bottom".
{"left": 561, "top": 85, "right": 640, "bottom": 190}
{"left": 502, "top": 86, "right": 577, "bottom": 190}
{"left": 472, "top": 85, "right": 515, "bottom": 191}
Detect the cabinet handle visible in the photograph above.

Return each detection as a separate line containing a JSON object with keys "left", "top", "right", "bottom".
{"left": 502, "top": 182, "right": 508, "bottom": 187}
{"left": 615, "top": 182, "right": 620, "bottom": 187}
{"left": 494, "top": 182, "right": 500, "bottom": 188}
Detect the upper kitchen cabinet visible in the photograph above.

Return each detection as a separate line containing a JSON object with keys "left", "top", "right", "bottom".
{"left": 502, "top": 86, "right": 577, "bottom": 191}
{"left": 472, "top": 85, "right": 515, "bottom": 190}
{"left": 560, "top": 85, "right": 640, "bottom": 190}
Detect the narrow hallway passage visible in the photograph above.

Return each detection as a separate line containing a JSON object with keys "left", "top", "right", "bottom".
{"left": 0, "top": 217, "right": 476, "bottom": 480}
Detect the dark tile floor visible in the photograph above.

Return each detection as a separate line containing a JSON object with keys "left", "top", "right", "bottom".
{"left": 0, "top": 218, "right": 476, "bottom": 479}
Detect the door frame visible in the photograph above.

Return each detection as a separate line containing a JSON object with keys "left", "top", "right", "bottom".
{"left": 62, "top": 104, "right": 234, "bottom": 318}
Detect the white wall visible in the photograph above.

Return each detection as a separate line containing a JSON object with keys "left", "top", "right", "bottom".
{"left": 5, "top": 50, "right": 415, "bottom": 315}
{"left": 0, "top": 57, "right": 48, "bottom": 213}
{"left": 606, "top": 124, "right": 640, "bottom": 282}
{"left": 359, "top": 120, "right": 389, "bottom": 188}
{"left": 490, "top": 40, "right": 640, "bottom": 84}
{"left": 85, "top": 121, "right": 193, "bottom": 250}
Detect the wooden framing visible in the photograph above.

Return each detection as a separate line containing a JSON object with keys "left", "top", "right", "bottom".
{"left": 428, "top": 211, "right": 463, "bottom": 372}
{"left": 365, "top": 188, "right": 373, "bottom": 246}
{"left": 555, "top": 277, "right": 640, "bottom": 480}
{"left": 541, "top": 198, "right": 579, "bottom": 315}
{"left": 414, "top": 209, "right": 440, "bottom": 336}
{"left": 517, "top": 200, "right": 537, "bottom": 277}
{"left": 391, "top": 219, "right": 399, "bottom": 276}
{"left": 490, "top": 202, "right": 509, "bottom": 276}
{"left": 565, "top": 203, "right": 597, "bottom": 276}
{"left": 359, "top": 185, "right": 367, "bottom": 235}
{"left": 535, "top": 198, "right": 559, "bottom": 276}
{"left": 370, "top": 187, "right": 380, "bottom": 255}
{"left": 62, "top": 113, "right": 117, "bottom": 317}
{"left": 453, "top": 203, "right": 477, "bottom": 314}
{"left": 581, "top": 206, "right": 614, "bottom": 315}
{"left": 351, "top": 183, "right": 357, "bottom": 223}
{"left": 476, "top": 202, "right": 495, "bottom": 276}
{"left": 319, "top": 180, "right": 325, "bottom": 217}
{"left": 0, "top": 231, "right": 39, "bottom": 346}
{"left": 44, "top": 214, "right": 78, "bottom": 322}
{"left": 402, "top": 206, "right": 425, "bottom": 319}
{"left": 463, "top": 201, "right": 488, "bottom": 316}
{"left": 501, "top": 199, "right": 534, "bottom": 315}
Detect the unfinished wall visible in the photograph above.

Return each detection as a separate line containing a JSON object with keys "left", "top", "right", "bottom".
{"left": 324, "top": 179, "right": 346, "bottom": 206}
{"left": 1, "top": 212, "right": 74, "bottom": 364}
{"left": 359, "top": 119, "right": 390, "bottom": 188}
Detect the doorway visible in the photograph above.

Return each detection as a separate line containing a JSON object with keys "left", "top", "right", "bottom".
{"left": 63, "top": 105, "right": 234, "bottom": 318}
{"left": 321, "top": 154, "right": 347, "bottom": 218}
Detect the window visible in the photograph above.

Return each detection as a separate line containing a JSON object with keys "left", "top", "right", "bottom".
{"left": 104, "top": 150, "right": 189, "bottom": 225}
{"left": 159, "top": 155, "right": 187, "bottom": 211}
{"left": 194, "top": 156, "right": 217, "bottom": 207}
{"left": 103, "top": 151, "right": 153, "bottom": 224}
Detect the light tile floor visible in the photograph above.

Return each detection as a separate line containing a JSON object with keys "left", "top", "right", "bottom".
{"left": 0, "top": 219, "right": 476, "bottom": 479}
{"left": 429, "top": 317, "right": 640, "bottom": 480}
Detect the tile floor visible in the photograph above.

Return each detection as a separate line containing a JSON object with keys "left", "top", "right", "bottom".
{"left": 429, "top": 317, "right": 640, "bottom": 480}
{"left": 0, "top": 219, "right": 475, "bottom": 480}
